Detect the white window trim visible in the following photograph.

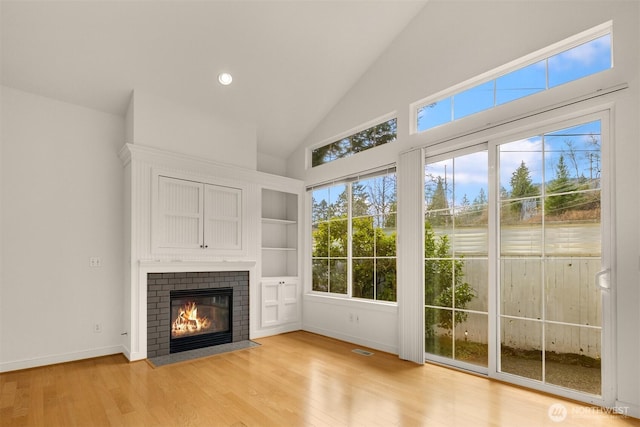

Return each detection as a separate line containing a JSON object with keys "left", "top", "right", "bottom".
{"left": 488, "top": 108, "right": 615, "bottom": 408}
{"left": 307, "top": 169, "right": 399, "bottom": 304}
{"left": 307, "top": 111, "right": 398, "bottom": 170}
{"left": 409, "top": 20, "right": 613, "bottom": 135}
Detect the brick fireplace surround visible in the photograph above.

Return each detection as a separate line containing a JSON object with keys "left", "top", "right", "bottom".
{"left": 146, "top": 271, "right": 249, "bottom": 358}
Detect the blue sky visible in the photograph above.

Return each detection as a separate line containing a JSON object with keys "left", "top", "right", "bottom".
{"left": 425, "top": 120, "right": 601, "bottom": 208}
{"left": 422, "top": 34, "right": 610, "bottom": 207}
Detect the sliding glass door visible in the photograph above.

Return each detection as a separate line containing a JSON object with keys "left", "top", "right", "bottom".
{"left": 424, "top": 147, "right": 489, "bottom": 371}
{"left": 424, "top": 113, "right": 611, "bottom": 403}
{"left": 497, "top": 118, "right": 605, "bottom": 398}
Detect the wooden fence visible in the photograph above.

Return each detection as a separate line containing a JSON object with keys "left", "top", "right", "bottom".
{"left": 429, "top": 223, "right": 602, "bottom": 359}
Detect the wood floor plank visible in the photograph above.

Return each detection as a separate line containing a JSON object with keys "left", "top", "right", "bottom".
{"left": 0, "top": 331, "right": 638, "bottom": 426}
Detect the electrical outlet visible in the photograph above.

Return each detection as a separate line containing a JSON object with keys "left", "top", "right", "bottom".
{"left": 94, "top": 323, "right": 102, "bottom": 333}
{"left": 89, "top": 257, "right": 102, "bottom": 267}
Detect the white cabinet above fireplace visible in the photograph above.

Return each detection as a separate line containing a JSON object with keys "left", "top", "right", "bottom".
{"left": 153, "top": 175, "right": 245, "bottom": 256}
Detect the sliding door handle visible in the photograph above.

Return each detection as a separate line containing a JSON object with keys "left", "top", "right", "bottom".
{"left": 595, "top": 268, "right": 611, "bottom": 291}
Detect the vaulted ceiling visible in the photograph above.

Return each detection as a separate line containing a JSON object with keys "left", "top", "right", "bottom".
{"left": 1, "top": 1, "right": 427, "bottom": 159}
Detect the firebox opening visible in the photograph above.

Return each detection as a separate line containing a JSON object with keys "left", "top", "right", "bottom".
{"left": 169, "top": 287, "right": 233, "bottom": 354}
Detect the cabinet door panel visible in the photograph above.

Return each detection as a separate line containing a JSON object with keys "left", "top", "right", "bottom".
{"left": 261, "top": 280, "right": 298, "bottom": 327}
{"left": 157, "top": 177, "right": 203, "bottom": 248}
{"left": 282, "top": 281, "right": 299, "bottom": 322}
{"left": 261, "top": 281, "right": 281, "bottom": 327}
{"left": 204, "top": 185, "right": 242, "bottom": 250}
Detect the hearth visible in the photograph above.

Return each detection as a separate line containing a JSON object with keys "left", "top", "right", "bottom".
{"left": 170, "top": 287, "right": 233, "bottom": 354}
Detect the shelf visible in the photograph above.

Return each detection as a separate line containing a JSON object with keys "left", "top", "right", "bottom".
{"left": 261, "top": 188, "right": 299, "bottom": 277}
{"left": 262, "top": 218, "right": 297, "bottom": 225}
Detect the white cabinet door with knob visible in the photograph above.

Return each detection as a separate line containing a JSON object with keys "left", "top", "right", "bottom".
{"left": 261, "top": 278, "right": 298, "bottom": 328}
{"left": 203, "top": 183, "right": 242, "bottom": 250}
{"left": 157, "top": 176, "right": 205, "bottom": 249}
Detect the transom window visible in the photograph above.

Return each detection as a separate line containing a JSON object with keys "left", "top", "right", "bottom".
{"left": 311, "top": 118, "right": 397, "bottom": 167}
{"left": 414, "top": 22, "right": 612, "bottom": 133}
{"left": 311, "top": 170, "right": 397, "bottom": 301}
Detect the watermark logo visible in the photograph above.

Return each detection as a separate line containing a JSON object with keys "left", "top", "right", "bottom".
{"left": 548, "top": 403, "right": 568, "bottom": 423}
{"left": 572, "top": 405, "right": 630, "bottom": 419}
{"left": 547, "top": 402, "right": 630, "bottom": 422}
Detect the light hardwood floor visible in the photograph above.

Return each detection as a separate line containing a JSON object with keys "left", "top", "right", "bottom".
{"left": 1, "top": 331, "right": 638, "bottom": 427}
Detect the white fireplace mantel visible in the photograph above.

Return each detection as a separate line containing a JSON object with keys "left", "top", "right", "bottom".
{"left": 120, "top": 142, "right": 267, "bottom": 361}
{"left": 138, "top": 260, "right": 256, "bottom": 273}
{"left": 120, "top": 143, "right": 302, "bottom": 361}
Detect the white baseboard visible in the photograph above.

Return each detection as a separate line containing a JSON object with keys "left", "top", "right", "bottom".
{"left": 122, "top": 347, "right": 146, "bottom": 362}
{"left": 251, "top": 323, "right": 302, "bottom": 339}
{"left": 302, "top": 325, "right": 398, "bottom": 355}
{"left": 0, "top": 345, "right": 124, "bottom": 373}
{"left": 121, "top": 344, "right": 132, "bottom": 361}
{"left": 615, "top": 400, "right": 640, "bottom": 420}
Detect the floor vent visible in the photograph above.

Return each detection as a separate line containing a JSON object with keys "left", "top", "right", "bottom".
{"left": 352, "top": 349, "right": 374, "bottom": 356}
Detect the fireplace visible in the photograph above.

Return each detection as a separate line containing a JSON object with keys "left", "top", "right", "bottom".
{"left": 146, "top": 270, "right": 249, "bottom": 358}
{"left": 170, "top": 287, "right": 233, "bottom": 354}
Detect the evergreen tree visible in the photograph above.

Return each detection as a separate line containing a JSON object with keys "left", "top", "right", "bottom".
{"left": 350, "top": 183, "right": 369, "bottom": 217}
{"left": 473, "top": 188, "right": 487, "bottom": 206}
{"left": 509, "top": 161, "right": 539, "bottom": 219}
{"left": 427, "top": 176, "right": 449, "bottom": 226}
{"left": 460, "top": 194, "right": 470, "bottom": 210}
{"left": 428, "top": 176, "right": 448, "bottom": 210}
{"left": 545, "top": 154, "right": 581, "bottom": 217}
{"left": 312, "top": 198, "right": 329, "bottom": 223}
{"left": 311, "top": 120, "right": 397, "bottom": 166}
{"left": 456, "top": 194, "right": 471, "bottom": 225}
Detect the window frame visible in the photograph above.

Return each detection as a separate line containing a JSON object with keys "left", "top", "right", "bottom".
{"left": 308, "top": 112, "right": 398, "bottom": 169}
{"left": 489, "top": 109, "right": 613, "bottom": 406}
{"left": 410, "top": 21, "right": 613, "bottom": 135}
{"left": 418, "top": 105, "right": 614, "bottom": 405}
{"left": 308, "top": 168, "right": 398, "bottom": 303}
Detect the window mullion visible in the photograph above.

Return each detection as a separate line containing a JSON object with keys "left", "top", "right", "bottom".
{"left": 347, "top": 182, "right": 353, "bottom": 298}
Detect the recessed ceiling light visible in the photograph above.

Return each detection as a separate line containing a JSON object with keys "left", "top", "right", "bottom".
{"left": 218, "top": 72, "right": 233, "bottom": 85}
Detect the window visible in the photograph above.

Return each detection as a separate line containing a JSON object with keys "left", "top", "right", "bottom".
{"left": 311, "top": 118, "right": 397, "bottom": 167}
{"left": 415, "top": 24, "right": 612, "bottom": 133}
{"left": 311, "top": 170, "right": 397, "bottom": 301}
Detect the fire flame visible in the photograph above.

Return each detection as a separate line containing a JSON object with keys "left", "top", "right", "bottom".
{"left": 171, "top": 302, "right": 211, "bottom": 337}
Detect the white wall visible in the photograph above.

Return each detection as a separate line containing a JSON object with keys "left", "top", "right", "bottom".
{"left": 126, "top": 90, "right": 258, "bottom": 170}
{"left": 257, "top": 151, "right": 287, "bottom": 176}
{"left": 303, "top": 295, "right": 398, "bottom": 353}
{"left": 290, "top": 0, "right": 639, "bottom": 415}
{"left": 0, "top": 86, "right": 125, "bottom": 371}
